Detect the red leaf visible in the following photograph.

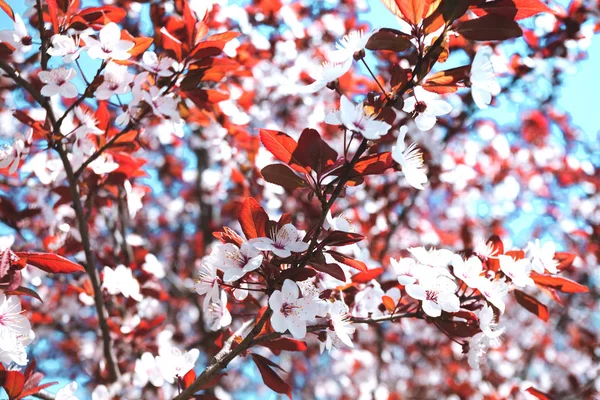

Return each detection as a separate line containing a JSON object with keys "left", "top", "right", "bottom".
{"left": 470, "top": 0, "right": 555, "bottom": 21}
{"left": 261, "top": 164, "right": 307, "bottom": 191}
{"left": 159, "top": 26, "right": 183, "bottom": 61}
{"left": 366, "top": 28, "right": 414, "bottom": 52}
{"left": 259, "top": 129, "right": 308, "bottom": 174}
{"left": 294, "top": 128, "right": 338, "bottom": 175}
{"left": 79, "top": 6, "right": 127, "bottom": 24}
{"left": 321, "top": 231, "right": 365, "bottom": 247}
{"left": 531, "top": 275, "right": 589, "bottom": 293}
{"left": 350, "top": 152, "right": 395, "bottom": 177}
{"left": 251, "top": 354, "right": 292, "bottom": 399}
{"left": 382, "top": 295, "right": 397, "bottom": 312}
{"left": 182, "top": 369, "right": 196, "bottom": 389}
{"left": 352, "top": 268, "right": 384, "bottom": 283}
{"left": 327, "top": 250, "right": 368, "bottom": 272}
{"left": 15, "top": 252, "right": 85, "bottom": 274}
{"left": 422, "top": 66, "right": 470, "bottom": 94}
{"left": 259, "top": 338, "right": 308, "bottom": 355}
{"left": 310, "top": 260, "right": 347, "bottom": 282}
{"left": 525, "top": 386, "right": 553, "bottom": 400}
{"left": 457, "top": 14, "right": 523, "bottom": 41}
{"left": 17, "top": 381, "right": 58, "bottom": 399}
{"left": 213, "top": 227, "right": 245, "bottom": 246}
{"left": 1, "top": 371, "right": 24, "bottom": 399}
{"left": 280, "top": 267, "right": 318, "bottom": 282}
{"left": 5, "top": 286, "right": 43, "bottom": 303}
{"left": 514, "top": 290, "right": 549, "bottom": 321}
{"left": 398, "top": 0, "right": 426, "bottom": 25}
{"left": 238, "top": 198, "right": 268, "bottom": 239}
{"left": 0, "top": 0, "right": 14, "bottom": 20}
{"left": 554, "top": 252, "right": 576, "bottom": 271}
{"left": 46, "top": 0, "right": 59, "bottom": 34}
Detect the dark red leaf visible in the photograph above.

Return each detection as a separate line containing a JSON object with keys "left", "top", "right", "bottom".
{"left": 327, "top": 250, "right": 368, "bottom": 272}
{"left": 259, "top": 338, "right": 308, "bottom": 355}
{"left": 531, "top": 275, "right": 589, "bottom": 293}
{"left": 280, "top": 267, "right": 318, "bottom": 282}
{"left": 79, "top": 6, "right": 127, "bottom": 24}
{"left": 321, "top": 231, "right": 365, "bottom": 247}
{"left": 514, "top": 290, "right": 549, "bottom": 321}
{"left": 525, "top": 386, "right": 553, "bottom": 400}
{"left": 422, "top": 65, "right": 470, "bottom": 94}
{"left": 15, "top": 252, "right": 85, "bottom": 274}
{"left": 259, "top": 129, "right": 308, "bottom": 174}
{"left": 294, "top": 128, "right": 338, "bottom": 175}
{"left": 251, "top": 354, "right": 292, "bottom": 399}
{"left": 470, "top": 0, "right": 555, "bottom": 21}
{"left": 310, "top": 260, "right": 347, "bottom": 282}
{"left": 46, "top": 0, "right": 59, "bottom": 34}
{"left": 261, "top": 164, "right": 307, "bottom": 191}
{"left": 554, "top": 252, "right": 576, "bottom": 271}
{"left": 457, "top": 14, "right": 523, "bottom": 41}
{"left": 238, "top": 198, "right": 269, "bottom": 239}
{"left": 5, "top": 286, "right": 43, "bottom": 302}
{"left": 366, "top": 28, "right": 414, "bottom": 52}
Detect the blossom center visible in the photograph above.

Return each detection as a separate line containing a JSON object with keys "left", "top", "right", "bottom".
{"left": 415, "top": 101, "right": 427, "bottom": 113}
{"left": 425, "top": 290, "right": 438, "bottom": 302}
{"left": 280, "top": 302, "right": 299, "bottom": 317}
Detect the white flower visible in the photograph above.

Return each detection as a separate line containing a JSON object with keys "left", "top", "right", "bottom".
{"left": 0, "top": 14, "right": 32, "bottom": 53}
{"left": 39, "top": 67, "right": 78, "bottom": 99}
{"left": 142, "top": 253, "right": 165, "bottom": 279}
{"left": 408, "top": 246, "right": 454, "bottom": 269}
{"left": 329, "top": 30, "right": 371, "bottom": 73}
{"left": 474, "top": 277, "right": 508, "bottom": 314}
{"left": 470, "top": 46, "right": 501, "bottom": 109}
{"left": 156, "top": 347, "right": 200, "bottom": 384}
{"left": 324, "top": 211, "right": 353, "bottom": 232}
{"left": 405, "top": 272, "right": 460, "bottom": 317}
{"left": 142, "top": 51, "right": 178, "bottom": 76}
{"left": 301, "top": 61, "right": 346, "bottom": 93}
{"left": 498, "top": 254, "right": 534, "bottom": 288}
{"left": 392, "top": 126, "right": 428, "bottom": 190}
{"left": 55, "top": 382, "right": 79, "bottom": 400}
{"left": 210, "top": 242, "right": 263, "bottom": 282}
{"left": 142, "top": 86, "right": 181, "bottom": 123}
{"left": 85, "top": 22, "right": 134, "bottom": 61}
{"left": 526, "top": 239, "right": 558, "bottom": 274}
{"left": 352, "top": 283, "right": 385, "bottom": 319}
{"left": 468, "top": 332, "right": 493, "bottom": 369}
{"left": 477, "top": 304, "right": 504, "bottom": 339}
{"left": 102, "top": 265, "right": 143, "bottom": 301}
{"left": 133, "top": 352, "right": 164, "bottom": 388}
{"left": 473, "top": 237, "right": 498, "bottom": 260}
{"left": 0, "top": 129, "right": 33, "bottom": 174}
{"left": 47, "top": 34, "right": 83, "bottom": 63}
{"left": 249, "top": 224, "right": 309, "bottom": 258}
{"left": 325, "top": 95, "right": 391, "bottom": 140}
{"left": 92, "top": 385, "right": 109, "bottom": 400}
{"left": 71, "top": 106, "right": 104, "bottom": 137}
{"left": 88, "top": 153, "right": 119, "bottom": 175}
{"left": 451, "top": 254, "right": 483, "bottom": 288}
{"left": 269, "top": 279, "right": 320, "bottom": 339}
{"left": 194, "top": 259, "right": 220, "bottom": 311}
{"left": 328, "top": 300, "right": 355, "bottom": 348}
{"left": 0, "top": 328, "right": 33, "bottom": 366}
{"left": 95, "top": 62, "right": 134, "bottom": 100}
{"left": 205, "top": 290, "right": 232, "bottom": 331}
{"left": 403, "top": 86, "right": 452, "bottom": 131}
{"left": 391, "top": 257, "right": 420, "bottom": 285}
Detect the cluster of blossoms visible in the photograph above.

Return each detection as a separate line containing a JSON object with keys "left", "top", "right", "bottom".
{"left": 0, "top": 0, "right": 594, "bottom": 399}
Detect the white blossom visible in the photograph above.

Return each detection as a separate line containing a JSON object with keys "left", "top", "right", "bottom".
{"left": 96, "top": 62, "right": 134, "bottom": 100}
{"left": 392, "top": 126, "right": 428, "bottom": 190}
{"left": 405, "top": 271, "right": 460, "bottom": 317}
{"left": 526, "top": 239, "right": 558, "bottom": 274}
{"left": 249, "top": 224, "right": 309, "bottom": 258}
{"left": 329, "top": 30, "right": 371, "bottom": 73}
{"left": 403, "top": 86, "right": 452, "bottom": 131}
{"left": 325, "top": 95, "right": 391, "bottom": 140}
{"left": 84, "top": 22, "right": 134, "bottom": 61}
{"left": 133, "top": 352, "right": 164, "bottom": 388}
{"left": 498, "top": 254, "right": 534, "bottom": 288}
{"left": 451, "top": 254, "right": 484, "bottom": 288}
{"left": 156, "top": 347, "right": 200, "bottom": 384}
{"left": 301, "top": 61, "right": 346, "bottom": 93}
{"left": 269, "top": 279, "right": 320, "bottom": 339}
{"left": 47, "top": 34, "right": 83, "bottom": 63}
{"left": 470, "top": 46, "right": 501, "bottom": 109}
{"left": 102, "top": 265, "right": 143, "bottom": 301}
{"left": 210, "top": 242, "right": 263, "bottom": 282}
{"left": 39, "top": 67, "right": 78, "bottom": 98}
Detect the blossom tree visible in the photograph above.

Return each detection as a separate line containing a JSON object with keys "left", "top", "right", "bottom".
{"left": 0, "top": 0, "right": 598, "bottom": 399}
